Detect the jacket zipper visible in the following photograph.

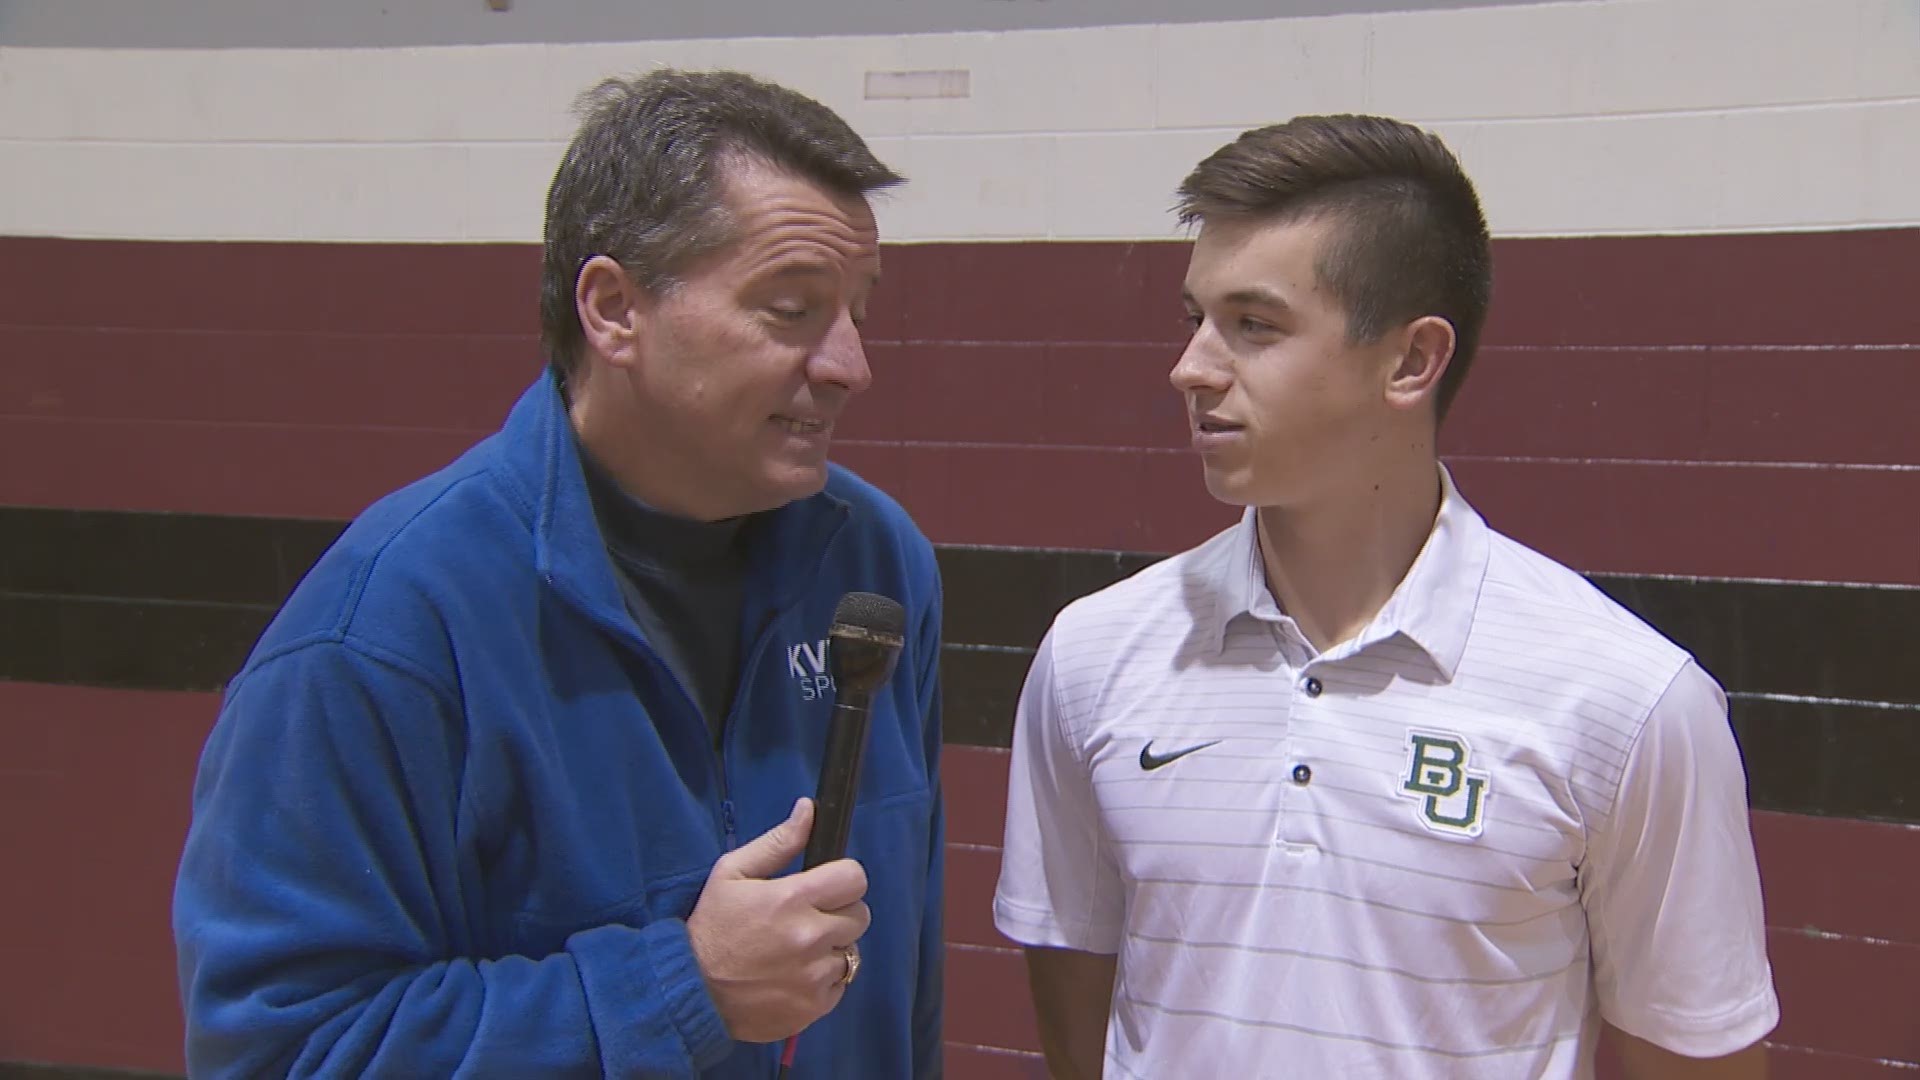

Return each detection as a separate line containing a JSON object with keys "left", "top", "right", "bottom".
{"left": 635, "top": 606, "right": 796, "bottom": 851}
{"left": 714, "top": 608, "right": 795, "bottom": 850}
{"left": 628, "top": 643, "right": 741, "bottom": 851}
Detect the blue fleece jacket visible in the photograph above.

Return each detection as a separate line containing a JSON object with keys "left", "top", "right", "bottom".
{"left": 173, "top": 375, "right": 945, "bottom": 1078}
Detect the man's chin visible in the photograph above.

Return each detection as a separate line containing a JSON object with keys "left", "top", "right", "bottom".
{"left": 761, "top": 461, "right": 832, "bottom": 506}
{"left": 1200, "top": 466, "right": 1259, "bottom": 508}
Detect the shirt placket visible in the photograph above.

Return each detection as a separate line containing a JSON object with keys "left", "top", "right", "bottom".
{"left": 1255, "top": 620, "right": 1318, "bottom": 863}
{"left": 1275, "top": 656, "right": 1326, "bottom": 857}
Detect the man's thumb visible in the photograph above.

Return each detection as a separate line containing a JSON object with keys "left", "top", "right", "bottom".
{"left": 717, "top": 797, "right": 813, "bottom": 880}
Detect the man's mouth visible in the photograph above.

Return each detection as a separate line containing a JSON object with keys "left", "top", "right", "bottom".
{"left": 775, "top": 416, "right": 830, "bottom": 435}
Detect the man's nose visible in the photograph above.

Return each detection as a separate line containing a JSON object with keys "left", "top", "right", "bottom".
{"left": 1170, "top": 322, "right": 1229, "bottom": 395}
{"left": 810, "top": 312, "right": 872, "bottom": 395}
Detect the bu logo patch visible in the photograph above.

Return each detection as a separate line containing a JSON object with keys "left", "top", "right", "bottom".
{"left": 1398, "top": 729, "right": 1491, "bottom": 838}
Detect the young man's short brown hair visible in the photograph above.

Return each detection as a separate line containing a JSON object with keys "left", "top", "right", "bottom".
{"left": 1175, "top": 115, "right": 1492, "bottom": 418}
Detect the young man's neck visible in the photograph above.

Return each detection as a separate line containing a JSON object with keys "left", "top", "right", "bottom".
{"left": 1254, "top": 450, "right": 1443, "bottom": 655}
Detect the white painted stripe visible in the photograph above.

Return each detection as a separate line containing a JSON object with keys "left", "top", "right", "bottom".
{"left": 1, "top": 0, "right": 1914, "bottom": 242}
{"left": 0, "top": 0, "right": 1548, "bottom": 50}
{"left": 1729, "top": 692, "right": 1920, "bottom": 711}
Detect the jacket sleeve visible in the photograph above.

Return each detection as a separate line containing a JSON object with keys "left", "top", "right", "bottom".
{"left": 910, "top": 574, "right": 947, "bottom": 1079}
{"left": 172, "top": 639, "right": 733, "bottom": 1079}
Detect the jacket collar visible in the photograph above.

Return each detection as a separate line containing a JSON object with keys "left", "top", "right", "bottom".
{"left": 495, "top": 372, "right": 850, "bottom": 642}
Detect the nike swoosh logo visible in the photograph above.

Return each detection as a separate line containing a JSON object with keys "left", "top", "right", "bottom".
{"left": 1139, "top": 739, "right": 1221, "bottom": 771}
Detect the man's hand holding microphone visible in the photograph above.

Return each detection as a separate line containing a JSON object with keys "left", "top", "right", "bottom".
{"left": 684, "top": 592, "right": 907, "bottom": 1065}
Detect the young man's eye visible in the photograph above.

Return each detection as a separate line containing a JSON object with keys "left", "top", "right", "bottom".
{"left": 1239, "top": 317, "right": 1275, "bottom": 335}
{"left": 1182, "top": 312, "right": 1204, "bottom": 331}
{"left": 770, "top": 304, "right": 810, "bottom": 322}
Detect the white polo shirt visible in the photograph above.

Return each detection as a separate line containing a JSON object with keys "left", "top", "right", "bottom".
{"left": 993, "top": 469, "right": 1778, "bottom": 1078}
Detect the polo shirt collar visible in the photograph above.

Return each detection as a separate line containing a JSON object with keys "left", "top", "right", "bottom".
{"left": 1208, "top": 464, "right": 1489, "bottom": 680}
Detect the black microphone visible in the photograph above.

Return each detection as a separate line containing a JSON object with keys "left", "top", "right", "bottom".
{"left": 780, "top": 591, "right": 905, "bottom": 1078}
{"left": 802, "top": 591, "right": 907, "bottom": 872}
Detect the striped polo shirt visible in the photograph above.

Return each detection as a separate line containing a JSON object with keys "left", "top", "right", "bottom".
{"left": 993, "top": 468, "right": 1778, "bottom": 1078}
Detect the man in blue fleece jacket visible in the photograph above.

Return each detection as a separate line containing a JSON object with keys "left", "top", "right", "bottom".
{"left": 172, "top": 69, "right": 944, "bottom": 1078}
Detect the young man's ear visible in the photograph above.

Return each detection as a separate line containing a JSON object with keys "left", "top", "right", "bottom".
{"left": 1385, "top": 315, "right": 1456, "bottom": 413}
{"left": 574, "top": 255, "right": 647, "bottom": 369}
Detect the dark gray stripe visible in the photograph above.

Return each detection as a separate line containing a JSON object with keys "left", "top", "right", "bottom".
{"left": 0, "top": 0, "right": 1573, "bottom": 50}
{"left": 5, "top": 505, "right": 1917, "bottom": 823}
{"left": 0, "top": 1067, "right": 181, "bottom": 1080}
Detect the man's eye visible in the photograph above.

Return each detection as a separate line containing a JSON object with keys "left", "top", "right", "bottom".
{"left": 1182, "top": 313, "right": 1204, "bottom": 330}
{"left": 771, "top": 305, "right": 810, "bottom": 322}
{"left": 1239, "top": 318, "right": 1275, "bottom": 335}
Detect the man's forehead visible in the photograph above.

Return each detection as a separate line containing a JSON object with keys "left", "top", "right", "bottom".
{"left": 695, "top": 181, "right": 879, "bottom": 289}
{"left": 1194, "top": 211, "right": 1332, "bottom": 257}
{"left": 1183, "top": 231, "right": 1350, "bottom": 329}
{"left": 718, "top": 158, "right": 877, "bottom": 227}
{"left": 1187, "top": 214, "right": 1329, "bottom": 283}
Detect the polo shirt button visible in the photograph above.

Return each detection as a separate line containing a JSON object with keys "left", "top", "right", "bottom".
{"left": 1303, "top": 676, "right": 1323, "bottom": 697}
{"left": 1292, "top": 764, "right": 1312, "bottom": 784}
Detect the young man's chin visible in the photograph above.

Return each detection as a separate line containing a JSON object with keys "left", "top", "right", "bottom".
{"left": 1200, "top": 468, "right": 1261, "bottom": 509}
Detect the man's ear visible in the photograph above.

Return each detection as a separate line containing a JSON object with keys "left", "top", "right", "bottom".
{"left": 575, "top": 255, "right": 647, "bottom": 369}
{"left": 1385, "top": 315, "right": 1456, "bottom": 414}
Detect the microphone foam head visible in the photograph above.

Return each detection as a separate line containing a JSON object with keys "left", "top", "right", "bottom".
{"left": 828, "top": 591, "right": 906, "bottom": 693}
{"left": 831, "top": 591, "right": 906, "bottom": 644}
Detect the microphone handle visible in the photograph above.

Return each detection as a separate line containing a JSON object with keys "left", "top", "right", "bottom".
{"left": 803, "top": 695, "right": 872, "bottom": 870}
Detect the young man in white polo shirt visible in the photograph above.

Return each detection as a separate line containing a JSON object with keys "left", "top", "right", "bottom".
{"left": 993, "top": 115, "right": 1779, "bottom": 1079}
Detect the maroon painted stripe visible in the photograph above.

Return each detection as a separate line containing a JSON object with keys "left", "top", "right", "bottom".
{"left": 943, "top": 759, "right": 1920, "bottom": 952}
{"left": 884, "top": 240, "right": 1188, "bottom": 348}
{"left": 942, "top": 1043, "right": 1049, "bottom": 1080}
{"left": 936, "top": 753, "right": 1920, "bottom": 1064}
{"left": 846, "top": 342, "right": 1189, "bottom": 450}
{"left": 1480, "top": 230, "right": 1920, "bottom": 348}
{"left": 1753, "top": 811, "right": 1920, "bottom": 948}
{"left": 13, "top": 330, "right": 1910, "bottom": 470}
{"left": 0, "top": 681, "right": 212, "bottom": 1074}
{"left": 858, "top": 342, "right": 1920, "bottom": 468}
{"left": 0, "top": 238, "right": 540, "bottom": 336}
{"left": 6, "top": 231, "right": 1915, "bottom": 348}
{"left": 858, "top": 340, "right": 1920, "bottom": 526}
{"left": 883, "top": 230, "right": 1920, "bottom": 349}
{"left": 944, "top": 934, "right": 1920, "bottom": 1068}
{"left": 8, "top": 233, "right": 1917, "bottom": 586}
{"left": 833, "top": 442, "right": 1233, "bottom": 554}
{"left": 1448, "top": 457, "right": 1920, "bottom": 584}
{"left": 0, "top": 326, "right": 537, "bottom": 431}
{"left": 935, "top": 1036, "right": 1912, "bottom": 1080}
{"left": 12, "top": 418, "right": 1912, "bottom": 590}
{"left": 1446, "top": 347, "right": 1920, "bottom": 467}
{"left": 1763, "top": 1045, "right": 1920, "bottom": 1080}
{"left": 944, "top": 845, "right": 1006, "bottom": 951}
{"left": 944, "top": 945, "right": 1044, "bottom": 1055}
{"left": 943, "top": 746, "right": 1013, "bottom": 850}
{"left": 1768, "top": 928, "right": 1920, "bottom": 1062}
{"left": 0, "top": 415, "right": 478, "bottom": 519}
{"left": 11, "top": 331, "right": 1915, "bottom": 542}
{"left": 4, "top": 687, "right": 1914, "bottom": 1071}
{"left": 838, "top": 444, "right": 1920, "bottom": 584}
